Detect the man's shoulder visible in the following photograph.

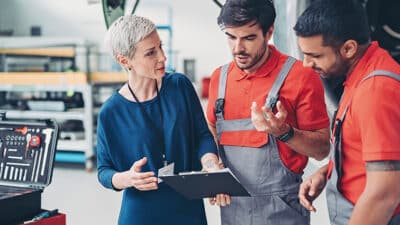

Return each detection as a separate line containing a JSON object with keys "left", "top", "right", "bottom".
{"left": 209, "top": 62, "right": 234, "bottom": 83}
{"left": 360, "top": 56, "right": 400, "bottom": 86}
{"left": 362, "top": 45, "right": 400, "bottom": 74}
{"left": 212, "top": 62, "right": 233, "bottom": 75}
{"left": 356, "top": 68, "right": 400, "bottom": 96}
{"left": 271, "top": 50, "right": 317, "bottom": 77}
{"left": 284, "top": 59, "right": 319, "bottom": 85}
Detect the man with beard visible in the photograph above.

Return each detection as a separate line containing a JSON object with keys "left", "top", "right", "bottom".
{"left": 206, "top": 0, "right": 330, "bottom": 224}
{"left": 294, "top": 1, "right": 400, "bottom": 225}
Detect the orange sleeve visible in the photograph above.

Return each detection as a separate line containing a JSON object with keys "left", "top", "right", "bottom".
{"left": 294, "top": 66, "right": 330, "bottom": 130}
{"left": 354, "top": 77, "right": 400, "bottom": 161}
{"left": 206, "top": 67, "right": 222, "bottom": 126}
{"left": 327, "top": 159, "right": 334, "bottom": 179}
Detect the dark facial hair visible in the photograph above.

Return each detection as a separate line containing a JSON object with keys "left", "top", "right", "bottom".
{"left": 236, "top": 41, "right": 267, "bottom": 71}
{"left": 318, "top": 49, "right": 350, "bottom": 79}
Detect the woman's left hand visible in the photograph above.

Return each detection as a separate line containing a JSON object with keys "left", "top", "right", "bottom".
{"left": 112, "top": 157, "right": 158, "bottom": 191}
{"left": 201, "top": 153, "right": 232, "bottom": 206}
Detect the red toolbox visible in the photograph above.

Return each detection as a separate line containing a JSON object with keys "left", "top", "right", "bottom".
{"left": 0, "top": 112, "right": 59, "bottom": 225}
{"left": 19, "top": 210, "right": 66, "bottom": 225}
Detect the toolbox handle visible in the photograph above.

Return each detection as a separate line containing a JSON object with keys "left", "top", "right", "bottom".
{"left": 0, "top": 111, "right": 6, "bottom": 121}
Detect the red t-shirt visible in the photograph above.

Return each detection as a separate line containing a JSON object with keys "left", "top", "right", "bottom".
{"left": 327, "top": 41, "right": 400, "bottom": 214}
{"left": 206, "top": 45, "right": 329, "bottom": 173}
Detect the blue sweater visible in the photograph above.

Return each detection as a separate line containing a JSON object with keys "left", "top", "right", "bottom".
{"left": 97, "top": 73, "right": 217, "bottom": 225}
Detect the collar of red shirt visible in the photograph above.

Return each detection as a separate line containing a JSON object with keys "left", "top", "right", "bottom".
{"left": 232, "top": 45, "right": 280, "bottom": 81}
{"left": 344, "top": 41, "right": 380, "bottom": 87}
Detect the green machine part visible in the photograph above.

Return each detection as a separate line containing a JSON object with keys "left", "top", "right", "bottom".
{"left": 213, "top": 0, "right": 223, "bottom": 8}
{"left": 102, "top": 0, "right": 141, "bottom": 28}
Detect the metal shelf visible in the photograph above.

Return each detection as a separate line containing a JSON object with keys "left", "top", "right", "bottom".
{"left": 0, "top": 71, "right": 94, "bottom": 170}
{"left": 4, "top": 109, "right": 86, "bottom": 121}
{"left": 57, "top": 140, "right": 91, "bottom": 151}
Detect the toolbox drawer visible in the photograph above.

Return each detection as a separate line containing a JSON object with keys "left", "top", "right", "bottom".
{"left": 0, "top": 186, "right": 41, "bottom": 225}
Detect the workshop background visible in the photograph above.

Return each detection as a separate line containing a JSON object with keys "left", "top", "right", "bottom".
{"left": 0, "top": 0, "right": 398, "bottom": 224}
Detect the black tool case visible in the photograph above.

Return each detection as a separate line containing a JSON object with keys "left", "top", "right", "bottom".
{"left": 0, "top": 112, "right": 59, "bottom": 225}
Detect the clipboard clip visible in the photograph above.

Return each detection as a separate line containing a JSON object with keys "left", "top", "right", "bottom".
{"left": 178, "top": 171, "right": 206, "bottom": 176}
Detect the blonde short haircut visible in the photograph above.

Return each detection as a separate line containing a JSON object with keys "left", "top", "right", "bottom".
{"left": 105, "top": 15, "right": 156, "bottom": 60}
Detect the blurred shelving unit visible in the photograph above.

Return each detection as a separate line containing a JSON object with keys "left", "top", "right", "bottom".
{"left": 0, "top": 12, "right": 173, "bottom": 168}
{"left": 0, "top": 40, "right": 127, "bottom": 171}
{"left": 0, "top": 47, "right": 77, "bottom": 72}
{"left": 0, "top": 71, "right": 94, "bottom": 169}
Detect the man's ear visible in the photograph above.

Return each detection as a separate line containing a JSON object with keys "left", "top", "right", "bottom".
{"left": 116, "top": 54, "right": 130, "bottom": 69}
{"left": 341, "top": 40, "right": 358, "bottom": 59}
{"left": 266, "top": 25, "right": 274, "bottom": 42}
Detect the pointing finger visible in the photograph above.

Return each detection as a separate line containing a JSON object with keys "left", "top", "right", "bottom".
{"left": 251, "top": 101, "right": 258, "bottom": 114}
{"left": 276, "top": 101, "right": 288, "bottom": 120}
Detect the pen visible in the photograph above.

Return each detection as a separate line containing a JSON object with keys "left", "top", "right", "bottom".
{"left": 24, "top": 209, "right": 59, "bottom": 224}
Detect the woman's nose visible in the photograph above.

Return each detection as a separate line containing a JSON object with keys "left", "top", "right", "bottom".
{"left": 159, "top": 49, "right": 167, "bottom": 62}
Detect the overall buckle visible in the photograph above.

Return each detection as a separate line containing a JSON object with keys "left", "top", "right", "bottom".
{"left": 215, "top": 98, "right": 225, "bottom": 115}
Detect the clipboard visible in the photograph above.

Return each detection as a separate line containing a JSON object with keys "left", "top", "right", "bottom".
{"left": 159, "top": 168, "right": 251, "bottom": 199}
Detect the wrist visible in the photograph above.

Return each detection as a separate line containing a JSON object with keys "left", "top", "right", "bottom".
{"left": 319, "top": 164, "right": 329, "bottom": 176}
{"left": 203, "top": 162, "right": 220, "bottom": 171}
{"left": 277, "top": 125, "right": 295, "bottom": 142}
{"left": 111, "top": 172, "right": 125, "bottom": 191}
{"left": 201, "top": 153, "right": 220, "bottom": 170}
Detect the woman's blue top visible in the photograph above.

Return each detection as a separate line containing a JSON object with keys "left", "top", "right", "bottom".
{"left": 97, "top": 73, "right": 217, "bottom": 225}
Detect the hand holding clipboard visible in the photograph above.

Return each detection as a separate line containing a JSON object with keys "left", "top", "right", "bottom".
{"left": 159, "top": 168, "right": 250, "bottom": 199}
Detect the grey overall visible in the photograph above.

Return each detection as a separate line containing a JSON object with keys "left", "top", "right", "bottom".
{"left": 326, "top": 70, "right": 400, "bottom": 225}
{"left": 215, "top": 57, "right": 310, "bottom": 225}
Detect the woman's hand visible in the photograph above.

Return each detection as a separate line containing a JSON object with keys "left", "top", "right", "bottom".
{"left": 208, "top": 160, "right": 232, "bottom": 207}
{"left": 201, "top": 153, "right": 232, "bottom": 206}
{"left": 112, "top": 157, "right": 158, "bottom": 191}
{"left": 209, "top": 194, "right": 231, "bottom": 207}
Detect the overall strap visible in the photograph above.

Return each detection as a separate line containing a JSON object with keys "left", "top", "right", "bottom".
{"left": 333, "top": 70, "right": 400, "bottom": 179}
{"left": 215, "top": 57, "right": 296, "bottom": 124}
{"left": 215, "top": 63, "right": 230, "bottom": 121}
{"left": 360, "top": 70, "right": 400, "bottom": 83}
{"left": 265, "top": 56, "right": 296, "bottom": 109}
